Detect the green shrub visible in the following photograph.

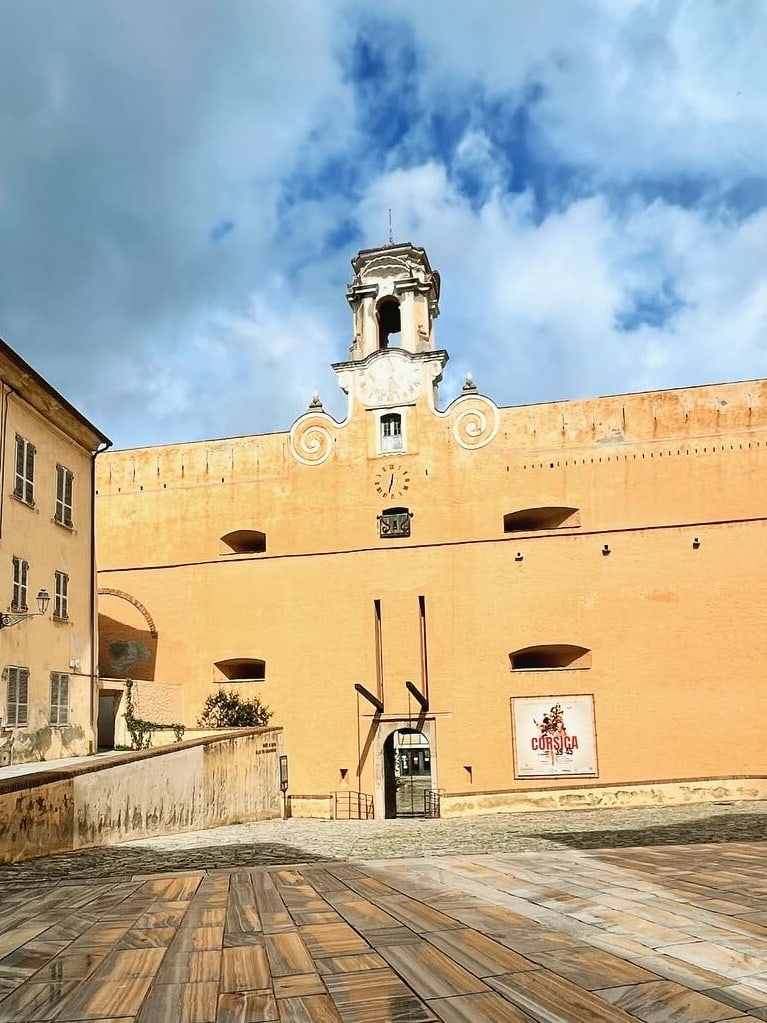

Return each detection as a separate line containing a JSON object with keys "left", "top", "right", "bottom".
{"left": 198, "top": 689, "right": 272, "bottom": 728}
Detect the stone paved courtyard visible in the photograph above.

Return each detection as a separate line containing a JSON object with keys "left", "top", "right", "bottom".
{"left": 2, "top": 802, "right": 767, "bottom": 1021}
{"left": 1, "top": 799, "right": 766, "bottom": 881}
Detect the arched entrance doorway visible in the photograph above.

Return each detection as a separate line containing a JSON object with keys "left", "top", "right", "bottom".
{"left": 383, "top": 728, "right": 432, "bottom": 818}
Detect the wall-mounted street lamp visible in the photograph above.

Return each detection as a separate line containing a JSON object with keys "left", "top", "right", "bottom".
{"left": 0, "top": 589, "right": 50, "bottom": 630}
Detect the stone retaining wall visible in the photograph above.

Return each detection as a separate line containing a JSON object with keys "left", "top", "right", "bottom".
{"left": 0, "top": 727, "right": 283, "bottom": 864}
{"left": 440, "top": 776, "right": 767, "bottom": 817}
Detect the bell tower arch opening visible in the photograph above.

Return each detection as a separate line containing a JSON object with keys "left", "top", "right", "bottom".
{"left": 377, "top": 296, "right": 401, "bottom": 350}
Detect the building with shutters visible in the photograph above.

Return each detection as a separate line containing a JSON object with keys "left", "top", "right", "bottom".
{"left": 95, "top": 242, "right": 767, "bottom": 818}
{"left": 0, "top": 339, "right": 110, "bottom": 765}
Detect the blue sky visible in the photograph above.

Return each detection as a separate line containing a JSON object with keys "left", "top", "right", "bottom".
{"left": 0, "top": 0, "right": 765, "bottom": 447}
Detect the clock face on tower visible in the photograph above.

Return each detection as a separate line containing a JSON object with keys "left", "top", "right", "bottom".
{"left": 357, "top": 355, "right": 422, "bottom": 407}
{"left": 374, "top": 463, "right": 411, "bottom": 500}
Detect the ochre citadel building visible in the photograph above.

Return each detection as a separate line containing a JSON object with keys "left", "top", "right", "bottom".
{"left": 96, "top": 243, "right": 767, "bottom": 818}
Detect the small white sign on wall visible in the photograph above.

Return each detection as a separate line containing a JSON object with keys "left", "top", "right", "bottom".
{"left": 511, "top": 694, "right": 598, "bottom": 778}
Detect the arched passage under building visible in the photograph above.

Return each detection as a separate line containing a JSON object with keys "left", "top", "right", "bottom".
{"left": 97, "top": 588, "right": 159, "bottom": 750}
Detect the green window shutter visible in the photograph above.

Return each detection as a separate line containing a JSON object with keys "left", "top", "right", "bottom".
{"left": 24, "top": 443, "right": 35, "bottom": 504}
{"left": 18, "top": 669, "right": 29, "bottom": 726}
{"left": 14, "top": 437, "right": 24, "bottom": 499}
{"left": 64, "top": 471, "right": 73, "bottom": 526}
{"left": 60, "top": 675, "right": 69, "bottom": 726}
{"left": 50, "top": 673, "right": 59, "bottom": 723}
{"left": 55, "top": 465, "right": 63, "bottom": 521}
{"left": 7, "top": 667, "right": 18, "bottom": 724}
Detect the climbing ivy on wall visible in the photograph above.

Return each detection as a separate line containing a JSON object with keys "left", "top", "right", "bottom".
{"left": 124, "top": 679, "right": 185, "bottom": 749}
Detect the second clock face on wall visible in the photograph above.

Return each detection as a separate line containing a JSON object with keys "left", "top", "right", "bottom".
{"left": 374, "top": 463, "right": 411, "bottom": 500}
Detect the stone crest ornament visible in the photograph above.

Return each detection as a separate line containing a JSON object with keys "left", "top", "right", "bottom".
{"left": 451, "top": 393, "right": 500, "bottom": 450}
{"left": 289, "top": 412, "right": 336, "bottom": 466}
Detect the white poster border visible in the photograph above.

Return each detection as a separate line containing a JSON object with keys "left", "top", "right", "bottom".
{"left": 511, "top": 693, "right": 599, "bottom": 779}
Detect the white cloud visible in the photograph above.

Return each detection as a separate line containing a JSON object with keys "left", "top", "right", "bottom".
{"left": 389, "top": 0, "right": 766, "bottom": 180}
{"left": 1, "top": 0, "right": 766, "bottom": 446}
{"left": 351, "top": 162, "right": 767, "bottom": 408}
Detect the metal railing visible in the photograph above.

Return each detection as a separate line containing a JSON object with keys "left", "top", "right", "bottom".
{"left": 423, "top": 789, "right": 442, "bottom": 818}
{"left": 334, "top": 790, "right": 374, "bottom": 820}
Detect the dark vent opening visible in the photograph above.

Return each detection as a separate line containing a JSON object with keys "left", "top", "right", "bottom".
{"left": 503, "top": 507, "right": 580, "bottom": 532}
{"left": 215, "top": 658, "right": 266, "bottom": 681}
{"left": 510, "top": 645, "right": 591, "bottom": 670}
{"left": 221, "top": 529, "right": 267, "bottom": 554}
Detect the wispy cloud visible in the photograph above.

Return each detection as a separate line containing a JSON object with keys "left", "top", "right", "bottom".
{"left": 210, "top": 220, "right": 235, "bottom": 243}
{"left": 0, "top": 0, "right": 764, "bottom": 447}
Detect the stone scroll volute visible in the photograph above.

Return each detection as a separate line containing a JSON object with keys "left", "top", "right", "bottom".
{"left": 450, "top": 394, "right": 500, "bottom": 450}
{"left": 289, "top": 412, "right": 337, "bottom": 466}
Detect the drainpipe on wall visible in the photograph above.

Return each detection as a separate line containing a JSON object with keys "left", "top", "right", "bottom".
{"left": 89, "top": 439, "right": 112, "bottom": 753}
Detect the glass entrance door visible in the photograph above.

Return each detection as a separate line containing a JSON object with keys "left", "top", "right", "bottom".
{"left": 393, "top": 729, "right": 432, "bottom": 817}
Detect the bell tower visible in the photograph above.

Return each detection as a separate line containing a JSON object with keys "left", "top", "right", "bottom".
{"left": 346, "top": 243, "right": 441, "bottom": 360}
{"left": 334, "top": 243, "right": 448, "bottom": 417}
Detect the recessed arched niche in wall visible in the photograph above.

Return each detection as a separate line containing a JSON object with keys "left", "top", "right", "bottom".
{"left": 509, "top": 645, "right": 591, "bottom": 670}
{"left": 215, "top": 658, "right": 266, "bottom": 682}
{"left": 97, "top": 588, "right": 158, "bottom": 682}
{"left": 220, "top": 529, "right": 267, "bottom": 555}
{"left": 503, "top": 507, "right": 580, "bottom": 533}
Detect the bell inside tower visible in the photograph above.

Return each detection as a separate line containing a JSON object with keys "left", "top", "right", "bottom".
{"left": 377, "top": 297, "right": 401, "bottom": 350}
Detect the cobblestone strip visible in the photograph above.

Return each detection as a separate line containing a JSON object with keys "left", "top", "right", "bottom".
{"left": 0, "top": 799, "right": 765, "bottom": 883}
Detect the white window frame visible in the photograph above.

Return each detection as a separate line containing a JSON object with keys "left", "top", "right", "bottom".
{"left": 14, "top": 435, "right": 35, "bottom": 505}
{"left": 376, "top": 408, "right": 407, "bottom": 455}
{"left": 49, "top": 672, "right": 69, "bottom": 726}
{"left": 11, "top": 556, "right": 28, "bottom": 612}
{"left": 6, "top": 666, "right": 29, "bottom": 727}
{"left": 55, "top": 465, "right": 74, "bottom": 527}
{"left": 54, "top": 571, "right": 69, "bottom": 621}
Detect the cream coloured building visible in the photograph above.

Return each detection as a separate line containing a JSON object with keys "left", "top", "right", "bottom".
{"left": 96, "top": 243, "right": 767, "bottom": 818}
{"left": 0, "top": 339, "right": 110, "bottom": 764}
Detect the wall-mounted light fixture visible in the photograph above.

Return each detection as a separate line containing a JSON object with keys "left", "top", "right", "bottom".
{"left": 692, "top": 537, "right": 701, "bottom": 549}
{"left": 515, "top": 551, "right": 524, "bottom": 562}
{"left": 0, "top": 588, "right": 50, "bottom": 630}
{"left": 463, "top": 765, "right": 473, "bottom": 782}
{"left": 602, "top": 544, "right": 611, "bottom": 556}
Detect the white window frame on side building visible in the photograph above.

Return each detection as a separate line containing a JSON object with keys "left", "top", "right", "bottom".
{"left": 49, "top": 671, "right": 70, "bottom": 726}
{"left": 6, "top": 666, "right": 29, "bottom": 726}
{"left": 14, "top": 435, "right": 35, "bottom": 505}
{"left": 55, "top": 465, "right": 74, "bottom": 527}
{"left": 53, "top": 571, "right": 69, "bottom": 621}
{"left": 11, "top": 556, "right": 28, "bottom": 612}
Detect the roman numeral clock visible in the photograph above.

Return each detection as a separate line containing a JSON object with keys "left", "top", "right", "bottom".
{"left": 374, "top": 463, "right": 411, "bottom": 500}
{"left": 375, "top": 464, "right": 412, "bottom": 538}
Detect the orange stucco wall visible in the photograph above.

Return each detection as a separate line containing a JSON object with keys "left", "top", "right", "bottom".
{"left": 95, "top": 371, "right": 767, "bottom": 816}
